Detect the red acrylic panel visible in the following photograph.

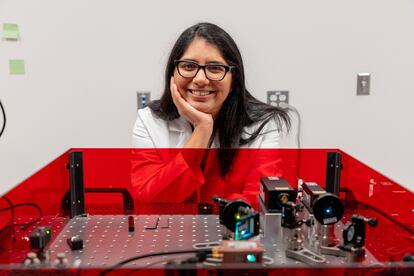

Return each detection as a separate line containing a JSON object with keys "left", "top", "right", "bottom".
{"left": 0, "top": 148, "right": 413, "bottom": 269}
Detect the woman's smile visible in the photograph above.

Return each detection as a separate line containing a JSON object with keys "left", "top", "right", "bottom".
{"left": 188, "top": 89, "right": 214, "bottom": 97}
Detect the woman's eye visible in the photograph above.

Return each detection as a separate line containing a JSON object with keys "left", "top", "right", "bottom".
{"left": 207, "top": 65, "right": 225, "bottom": 73}
{"left": 180, "top": 63, "right": 197, "bottom": 71}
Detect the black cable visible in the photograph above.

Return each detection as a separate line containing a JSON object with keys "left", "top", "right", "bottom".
{"left": 0, "top": 196, "right": 16, "bottom": 252}
{"left": 0, "top": 99, "right": 6, "bottom": 138}
{"left": 119, "top": 258, "right": 176, "bottom": 276}
{"left": 0, "top": 196, "right": 16, "bottom": 242}
{"left": 120, "top": 252, "right": 208, "bottom": 276}
{"left": 0, "top": 202, "right": 43, "bottom": 235}
{"left": 0, "top": 200, "right": 42, "bottom": 252}
{"left": 98, "top": 249, "right": 211, "bottom": 276}
{"left": 1, "top": 196, "right": 15, "bottom": 227}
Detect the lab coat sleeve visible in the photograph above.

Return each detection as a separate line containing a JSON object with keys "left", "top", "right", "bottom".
{"left": 131, "top": 112, "right": 206, "bottom": 203}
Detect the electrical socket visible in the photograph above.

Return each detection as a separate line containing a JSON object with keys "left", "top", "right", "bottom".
{"left": 267, "top": 90, "right": 289, "bottom": 108}
{"left": 137, "top": 91, "right": 150, "bottom": 109}
{"left": 357, "top": 73, "right": 370, "bottom": 95}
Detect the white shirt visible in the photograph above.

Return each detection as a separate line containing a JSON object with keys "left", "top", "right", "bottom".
{"left": 132, "top": 107, "right": 296, "bottom": 148}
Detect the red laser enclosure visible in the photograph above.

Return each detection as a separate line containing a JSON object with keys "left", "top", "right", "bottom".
{"left": 0, "top": 148, "right": 413, "bottom": 274}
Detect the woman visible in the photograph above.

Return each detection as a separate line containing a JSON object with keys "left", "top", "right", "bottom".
{"left": 131, "top": 22, "right": 291, "bottom": 207}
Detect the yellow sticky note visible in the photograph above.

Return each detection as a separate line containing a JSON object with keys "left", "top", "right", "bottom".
{"left": 9, "top": 60, "right": 25, "bottom": 75}
{"left": 3, "top": 23, "right": 19, "bottom": 40}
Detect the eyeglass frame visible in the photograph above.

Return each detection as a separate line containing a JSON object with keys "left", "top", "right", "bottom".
{"left": 174, "top": 60, "right": 236, "bottom": 81}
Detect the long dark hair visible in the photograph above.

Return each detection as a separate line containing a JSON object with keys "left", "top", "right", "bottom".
{"left": 149, "top": 22, "right": 291, "bottom": 175}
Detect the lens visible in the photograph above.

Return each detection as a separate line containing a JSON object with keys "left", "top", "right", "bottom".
{"left": 177, "top": 61, "right": 198, "bottom": 77}
{"left": 246, "top": 254, "right": 256, "bottom": 263}
{"left": 324, "top": 207, "right": 333, "bottom": 216}
{"left": 221, "top": 200, "right": 251, "bottom": 232}
{"left": 206, "top": 65, "right": 226, "bottom": 80}
{"left": 312, "top": 193, "right": 344, "bottom": 225}
{"left": 346, "top": 224, "right": 355, "bottom": 242}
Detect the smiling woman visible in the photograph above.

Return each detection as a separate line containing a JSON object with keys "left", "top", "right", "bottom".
{"left": 131, "top": 22, "right": 291, "bottom": 207}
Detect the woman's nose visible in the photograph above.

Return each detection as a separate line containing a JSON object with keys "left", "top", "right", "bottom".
{"left": 192, "top": 68, "right": 210, "bottom": 85}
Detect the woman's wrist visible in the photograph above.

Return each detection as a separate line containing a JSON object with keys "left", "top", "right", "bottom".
{"left": 184, "top": 122, "right": 213, "bottom": 148}
{"left": 193, "top": 121, "right": 213, "bottom": 136}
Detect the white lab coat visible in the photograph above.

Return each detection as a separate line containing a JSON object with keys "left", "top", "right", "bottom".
{"left": 132, "top": 107, "right": 294, "bottom": 149}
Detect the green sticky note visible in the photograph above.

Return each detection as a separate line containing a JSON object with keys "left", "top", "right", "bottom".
{"left": 9, "top": 60, "right": 25, "bottom": 75}
{"left": 3, "top": 23, "right": 19, "bottom": 40}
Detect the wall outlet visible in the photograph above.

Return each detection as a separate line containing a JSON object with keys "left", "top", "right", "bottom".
{"left": 267, "top": 90, "right": 289, "bottom": 108}
{"left": 357, "top": 73, "right": 370, "bottom": 95}
{"left": 137, "top": 91, "right": 150, "bottom": 109}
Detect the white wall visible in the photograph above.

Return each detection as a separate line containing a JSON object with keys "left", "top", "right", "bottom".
{"left": 1, "top": 0, "right": 413, "bottom": 194}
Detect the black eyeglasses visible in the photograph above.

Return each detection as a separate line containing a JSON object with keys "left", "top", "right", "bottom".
{"left": 174, "top": 60, "right": 235, "bottom": 81}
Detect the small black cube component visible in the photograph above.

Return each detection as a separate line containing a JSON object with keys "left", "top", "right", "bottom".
{"left": 128, "top": 215, "right": 135, "bottom": 232}
{"left": 29, "top": 226, "right": 51, "bottom": 250}
{"left": 67, "top": 236, "right": 83, "bottom": 251}
{"left": 198, "top": 203, "right": 213, "bottom": 214}
{"left": 260, "top": 177, "right": 296, "bottom": 212}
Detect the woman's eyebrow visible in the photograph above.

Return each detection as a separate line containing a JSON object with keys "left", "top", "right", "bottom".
{"left": 180, "top": 58, "right": 227, "bottom": 65}
{"left": 180, "top": 58, "right": 198, "bottom": 62}
{"left": 206, "top": 61, "right": 227, "bottom": 65}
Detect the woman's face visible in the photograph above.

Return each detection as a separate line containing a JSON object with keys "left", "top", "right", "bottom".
{"left": 173, "top": 37, "right": 232, "bottom": 119}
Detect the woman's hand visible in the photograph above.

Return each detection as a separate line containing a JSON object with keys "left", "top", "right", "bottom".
{"left": 170, "top": 77, "right": 214, "bottom": 128}
{"left": 170, "top": 77, "right": 213, "bottom": 148}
